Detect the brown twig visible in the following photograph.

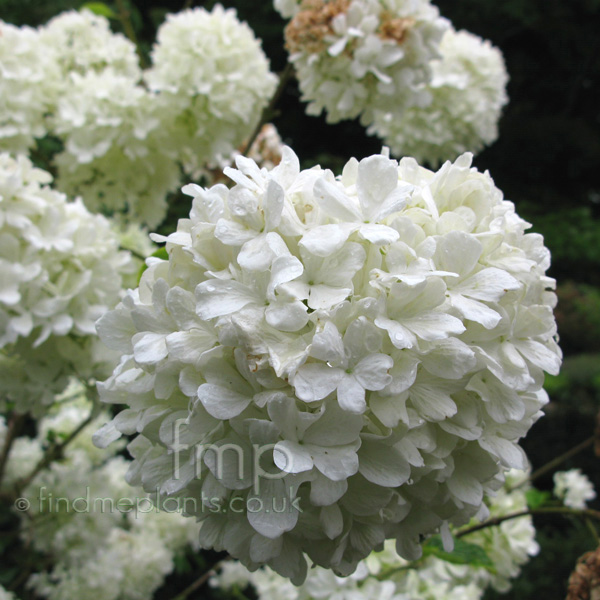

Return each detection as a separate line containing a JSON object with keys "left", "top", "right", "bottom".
{"left": 15, "top": 411, "right": 95, "bottom": 494}
{"left": 527, "top": 436, "right": 595, "bottom": 486}
{"left": 456, "top": 506, "right": 600, "bottom": 539}
{"left": 172, "top": 557, "right": 228, "bottom": 600}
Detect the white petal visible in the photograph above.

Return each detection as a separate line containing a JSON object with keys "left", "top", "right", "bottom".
{"left": 358, "top": 440, "right": 410, "bottom": 487}
{"left": 354, "top": 354, "right": 393, "bottom": 391}
{"left": 132, "top": 332, "right": 167, "bottom": 365}
{"left": 513, "top": 339, "right": 561, "bottom": 375}
{"left": 238, "top": 233, "right": 274, "bottom": 271}
{"left": 450, "top": 294, "right": 502, "bottom": 329}
{"left": 197, "top": 383, "right": 251, "bottom": 419}
{"left": 274, "top": 440, "right": 314, "bottom": 473}
{"left": 337, "top": 375, "right": 367, "bottom": 413}
{"left": 299, "top": 224, "right": 355, "bottom": 257}
{"left": 309, "top": 443, "right": 360, "bottom": 481}
{"left": 409, "top": 382, "right": 457, "bottom": 421}
{"left": 375, "top": 317, "right": 416, "bottom": 349}
{"left": 357, "top": 223, "right": 399, "bottom": 245}
{"left": 321, "top": 504, "right": 344, "bottom": 539}
{"left": 403, "top": 312, "right": 466, "bottom": 341}
{"left": 195, "top": 279, "right": 258, "bottom": 319}
{"left": 265, "top": 300, "right": 309, "bottom": 332}
{"left": 309, "top": 321, "right": 345, "bottom": 364}
{"left": 214, "top": 218, "right": 256, "bottom": 245}
{"left": 455, "top": 267, "right": 520, "bottom": 302}
{"left": 264, "top": 179, "right": 285, "bottom": 230}
{"left": 92, "top": 421, "right": 121, "bottom": 448}
{"left": 293, "top": 363, "right": 343, "bottom": 402}
{"left": 247, "top": 479, "right": 299, "bottom": 538}
{"left": 308, "top": 284, "right": 351, "bottom": 310}
{"left": 314, "top": 177, "right": 362, "bottom": 221}
{"left": 356, "top": 154, "right": 399, "bottom": 221}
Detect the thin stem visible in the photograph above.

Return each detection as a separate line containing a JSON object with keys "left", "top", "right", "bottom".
{"left": 0, "top": 414, "right": 25, "bottom": 486}
{"left": 242, "top": 62, "right": 295, "bottom": 156}
{"left": 15, "top": 409, "right": 96, "bottom": 494}
{"left": 456, "top": 506, "right": 600, "bottom": 539}
{"left": 115, "top": 0, "right": 148, "bottom": 68}
{"left": 172, "top": 558, "right": 227, "bottom": 600}
{"left": 119, "top": 245, "right": 147, "bottom": 262}
{"left": 586, "top": 518, "right": 600, "bottom": 545}
{"left": 526, "top": 436, "right": 594, "bottom": 487}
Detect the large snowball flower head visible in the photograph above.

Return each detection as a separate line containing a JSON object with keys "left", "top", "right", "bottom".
{"left": 144, "top": 5, "right": 278, "bottom": 176}
{"left": 51, "top": 69, "right": 180, "bottom": 227}
{"left": 39, "top": 9, "right": 141, "bottom": 81}
{"left": 280, "top": 0, "right": 448, "bottom": 124}
{"left": 0, "top": 21, "right": 57, "bottom": 154}
{"left": 370, "top": 28, "right": 509, "bottom": 165}
{"left": 96, "top": 146, "right": 560, "bottom": 583}
{"left": 0, "top": 153, "right": 133, "bottom": 413}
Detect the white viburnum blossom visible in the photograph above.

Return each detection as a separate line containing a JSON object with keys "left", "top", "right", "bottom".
{"left": 51, "top": 69, "right": 180, "bottom": 227}
{"left": 280, "top": 0, "right": 448, "bottom": 124}
{"left": 1, "top": 389, "right": 199, "bottom": 600}
{"left": 145, "top": 5, "right": 278, "bottom": 176}
{"left": 39, "top": 10, "right": 141, "bottom": 82}
{"left": 213, "top": 468, "right": 538, "bottom": 599}
{"left": 370, "top": 28, "right": 509, "bottom": 166}
{"left": 0, "top": 154, "right": 134, "bottom": 414}
{"left": 553, "top": 469, "right": 597, "bottom": 510}
{"left": 0, "top": 21, "right": 57, "bottom": 154}
{"left": 96, "top": 147, "right": 560, "bottom": 583}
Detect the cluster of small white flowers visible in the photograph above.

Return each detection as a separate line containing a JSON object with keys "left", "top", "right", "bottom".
{"left": 39, "top": 10, "right": 181, "bottom": 227}
{"left": 96, "top": 146, "right": 560, "bottom": 583}
{"left": 145, "top": 5, "right": 278, "bottom": 176}
{"left": 0, "top": 154, "right": 133, "bottom": 414}
{"left": 370, "top": 28, "right": 509, "bottom": 165}
{"left": 1, "top": 7, "right": 277, "bottom": 226}
{"left": 0, "top": 388, "right": 199, "bottom": 600}
{"left": 39, "top": 10, "right": 141, "bottom": 81}
{"left": 278, "top": 0, "right": 448, "bottom": 124}
{"left": 213, "top": 469, "right": 538, "bottom": 599}
{"left": 0, "top": 21, "right": 56, "bottom": 154}
{"left": 553, "top": 469, "right": 597, "bottom": 510}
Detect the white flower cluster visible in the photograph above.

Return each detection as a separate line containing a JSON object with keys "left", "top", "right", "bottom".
{"left": 0, "top": 21, "right": 56, "bottom": 154}
{"left": 145, "top": 5, "right": 278, "bottom": 176}
{"left": 39, "top": 9, "right": 141, "bottom": 80}
{"left": 553, "top": 469, "right": 597, "bottom": 510}
{"left": 279, "top": 0, "right": 448, "bottom": 124}
{"left": 96, "top": 147, "right": 560, "bottom": 583}
{"left": 39, "top": 10, "right": 180, "bottom": 227}
{"left": 0, "top": 154, "right": 133, "bottom": 414}
{"left": 213, "top": 469, "right": 538, "bottom": 599}
{"left": 370, "top": 28, "right": 509, "bottom": 165}
{"left": 0, "top": 7, "right": 277, "bottom": 226}
{"left": 1, "top": 387, "right": 199, "bottom": 600}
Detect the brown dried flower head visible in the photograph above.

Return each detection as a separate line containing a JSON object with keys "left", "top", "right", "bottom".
{"left": 567, "top": 546, "right": 600, "bottom": 600}
{"left": 378, "top": 12, "right": 416, "bottom": 44}
{"left": 285, "top": 0, "right": 351, "bottom": 54}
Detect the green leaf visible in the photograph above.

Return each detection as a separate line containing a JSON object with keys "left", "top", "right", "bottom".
{"left": 80, "top": 2, "right": 117, "bottom": 19}
{"left": 526, "top": 488, "right": 552, "bottom": 510}
{"left": 422, "top": 535, "right": 495, "bottom": 571}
